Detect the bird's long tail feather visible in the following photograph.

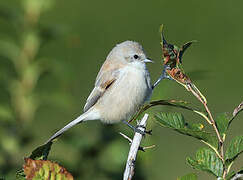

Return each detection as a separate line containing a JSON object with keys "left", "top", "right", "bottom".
{"left": 46, "top": 111, "right": 91, "bottom": 144}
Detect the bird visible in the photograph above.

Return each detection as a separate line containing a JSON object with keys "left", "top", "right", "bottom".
{"left": 46, "top": 40, "right": 153, "bottom": 143}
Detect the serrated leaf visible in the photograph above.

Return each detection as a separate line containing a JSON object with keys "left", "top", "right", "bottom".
{"left": 215, "top": 113, "right": 231, "bottom": 137}
{"left": 154, "top": 112, "right": 218, "bottom": 148}
{"left": 29, "top": 142, "right": 53, "bottom": 160}
{"left": 177, "top": 173, "right": 197, "bottom": 180}
{"left": 186, "top": 148, "right": 223, "bottom": 177}
{"left": 155, "top": 112, "right": 185, "bottom": 129}
{"left": 23, "top": 158, "right": 73, "bottom": 180}
{"left": 225, "top": 136, "right": 243, "bottom": 162}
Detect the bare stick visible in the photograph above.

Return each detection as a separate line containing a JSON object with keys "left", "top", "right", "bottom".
{"left": 230, "top": 173, "right": 243, "bottom": 180}
{"left": 123, "top": 114, "right": 149, "bottom": 180}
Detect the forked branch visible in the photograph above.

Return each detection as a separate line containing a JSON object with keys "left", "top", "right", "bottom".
{"left": 123, "top": 114, "right": 149, "bottom": 180}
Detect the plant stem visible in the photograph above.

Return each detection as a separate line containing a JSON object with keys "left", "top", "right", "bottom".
{"left": 123, "top": 114, "right": 149, "bottom": 180}
{"left": 203, "top": 103, "right": 223, "bottom": 155}
{"left": 186, "top": 83, "right": 227, "bottom": 178}
{"left": 202, "top": 103, "right": 228, "bottom": 179}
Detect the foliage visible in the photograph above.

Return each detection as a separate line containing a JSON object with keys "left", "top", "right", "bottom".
{"left": 0, "top": 0, "right": 58, "bottom": 179}
{"left": 23, "top": 158, "right": 73, "bottom": 180}
{"left": 186, "top": 148, "right": 223, "bottom": 177}
{"left": 151, "top": 26, "right": 243, "bottom": 179}
{"left": 15, "top": 25, "right": 243, "bottom": 180}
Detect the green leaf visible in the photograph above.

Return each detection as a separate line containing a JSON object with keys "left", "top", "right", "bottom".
{"left": 155, "top": 112, "right": 185, "bottom": 129}
{"left": 215, "top": 113, "right": 231, "bottom": 137}
{"left": 186, "top": 148, "right": 223, "bottom": 177}
{"left": 177, "top": 173, "right": 197, "bottom": 180}
{"left": 154, "top": 112, "right": 218, "bottom": 148}
{"left": 29, "top": 141, "right": 53, "bottom": 160}
{"left": 23, "top": 158, "right": 73, "bottom": 180}
{"left": 225, "top": 136, "right": 243, "bottom": 162}
{"left": 130, "top": 99, "right": 207, "bottom": 123}
{"left": 16, "top": 169, "right": 26, "bottom": 180}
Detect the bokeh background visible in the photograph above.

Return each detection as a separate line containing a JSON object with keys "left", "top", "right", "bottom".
{"left": 0, "top": 0, "right": 242, "bottom": 179}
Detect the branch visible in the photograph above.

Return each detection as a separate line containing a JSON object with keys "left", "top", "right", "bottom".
{"left": 152, "top": 65, "right": 172, "bottom": 89}
{"left": 123, "top": 114, "right": 149, "bottom": 180}
{"left": 230, "top": 173, "right": 243, "bottom": 180}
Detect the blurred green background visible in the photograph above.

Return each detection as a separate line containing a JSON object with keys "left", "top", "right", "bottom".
{"left": 0, "top": 0, "right": 242, "bottom": 179}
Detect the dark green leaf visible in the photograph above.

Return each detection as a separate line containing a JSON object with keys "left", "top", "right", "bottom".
{"left": 179, "top": 129, "right": 218, "bottom": 149}
{"left": 16, "top": 169, "right": 25, "bottom": 180}
{"left": 225, "top": 136, "right": 243, "bottom": 162}
{"left": 179, "top": 41, "right": 196, "bottom": 63}
{"left": 130, "top": 99, "right": 205, "bottom": 123}
{"left": 29, "top": 141, "right": 53, "bottom": 160}
{"left": 215, "top": 113, "right": 231, "bottom": 137}
{"left": 186, "top": 148, "right": 223, "bottom": 177}
{"left": 154, "top": 112, "right": 218, "bottom": 148}
{"left": 155, "top": 112, "right": 185, "bottom": 129}
{"left": 177, "top": 173, "right": 197, "bottom": 180}
{"left": 148, "top": 100, "right": 197, "bottom": 111}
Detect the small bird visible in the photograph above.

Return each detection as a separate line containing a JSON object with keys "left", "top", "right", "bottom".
{"left": 46, "top": 41, "right": 153, "bottom": 143}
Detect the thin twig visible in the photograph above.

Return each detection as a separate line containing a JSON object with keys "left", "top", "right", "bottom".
{"left": 186, "top": 83, "right": 226, "bottom": 177}
{"left": 152, "top": 65, "right": 172, "bottom": 89}
{"left": 120, "top": 132, "right": 132, "bottom": 143}
{"left": 202, "top": 101, "right": 227, "bottom": 178}
{"left": 120, "top": 132, "right": 155, "bottom": 152}
{"left": 230, "top": 173, "right": 243, "bottom": 180}
{"left": 203, "top": 103, "right": 224, "bottom": 154}
{"left": 123, "top": 114, "right": 149, "bottom": 180}
{"left": 200, "top": 140, "right": 223, "bottom": 162}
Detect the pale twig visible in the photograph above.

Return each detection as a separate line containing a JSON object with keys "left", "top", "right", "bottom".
{"left": 119, "top": 132, "right": 155, "bottom": 152}
{"left": 119, "top": 132, "right": 132, "bottom": 143}
{"left": 123, "top": 114, "right": 149, "bottom": 180}
{"left": 230, "top": 173, "right": 243, "bottom": 180}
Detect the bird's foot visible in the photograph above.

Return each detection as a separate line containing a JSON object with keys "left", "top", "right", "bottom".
{"left": 135, "top": 125, "right": 152, "bottom": 135}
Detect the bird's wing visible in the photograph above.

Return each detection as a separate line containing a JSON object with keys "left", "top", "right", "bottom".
{"left": 83, "top": 61, "right": 122, "bottom": 112}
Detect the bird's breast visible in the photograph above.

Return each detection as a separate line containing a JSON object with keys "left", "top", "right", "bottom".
{"left": 97, "top": 66, "right": 152, "bottom": 123}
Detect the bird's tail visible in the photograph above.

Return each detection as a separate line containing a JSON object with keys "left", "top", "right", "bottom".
{"left": 45, "top": 109, "right": 98, "bottom": 144}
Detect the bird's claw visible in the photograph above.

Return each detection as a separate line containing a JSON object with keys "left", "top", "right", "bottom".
{"left": 135, "top": 125, "right": 152, "bottom": 136}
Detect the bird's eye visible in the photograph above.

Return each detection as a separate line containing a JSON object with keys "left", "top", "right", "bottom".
{"left": 133, "top": 55, "right": 139, "bottom": 59}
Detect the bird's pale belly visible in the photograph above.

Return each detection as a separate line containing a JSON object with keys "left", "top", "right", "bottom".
{"left": 97, "top": 69, "right": 151, "bottom": 124}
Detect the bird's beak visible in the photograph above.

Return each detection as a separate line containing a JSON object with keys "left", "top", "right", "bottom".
{"left": 143, "top": 58, "right": 153, "bottom": 63}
